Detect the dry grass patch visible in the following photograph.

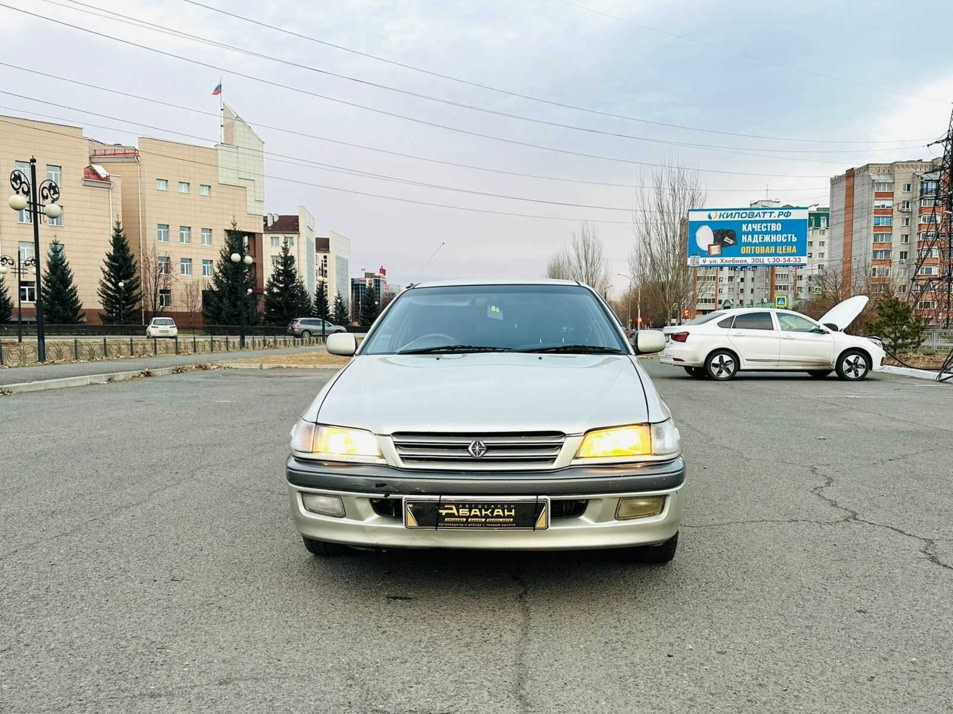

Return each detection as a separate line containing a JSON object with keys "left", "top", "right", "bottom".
{"left": 228, "top": 350, "right": 350, "bottom": 368}
{"left": 887, "top": 351, "right": 948, "bottom": 370}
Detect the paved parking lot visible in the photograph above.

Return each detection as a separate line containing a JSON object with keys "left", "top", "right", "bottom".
{"left": 1, "top": 362, "right": 951, "bottom": 713}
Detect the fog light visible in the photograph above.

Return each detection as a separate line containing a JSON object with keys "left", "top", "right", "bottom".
{"left": 301, "top": 493, "right": 345, "bottom": 517}
{"left": 616, "top": 496, "right": 665, "bottom": 520}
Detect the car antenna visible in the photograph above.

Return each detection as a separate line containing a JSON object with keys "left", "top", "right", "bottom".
{"left": 414, "top": 241, "right": 445, "bottom": 283}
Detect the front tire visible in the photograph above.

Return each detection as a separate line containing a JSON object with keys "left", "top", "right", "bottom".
{"left": 836, "top": 350, "right": 870, "bottom": 381}
{"left": 623, "top": 533, "right": 678, "bottom": 564}
{"left": 684, "top": 366, "right": 706, "bottom": 378}
{"left": 303, "top": 537, "right": 347, "bottom": 557}
{"left": 705, "top": 350, "right": 738, "bottom": 380}
{"left": 808, "top": 370, "right": 832, "bottom": 379}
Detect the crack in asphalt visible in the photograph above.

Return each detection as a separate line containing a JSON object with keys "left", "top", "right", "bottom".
{"left": 511, "top": 567, "right": 531, "bottom": 714}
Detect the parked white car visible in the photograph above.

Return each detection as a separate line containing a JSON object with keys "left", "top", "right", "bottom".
{"left": 146, "top": 317, "right": 178, "bottom": 338}
{"left": 659, "top": 296, "right": 885, "bottom": 381}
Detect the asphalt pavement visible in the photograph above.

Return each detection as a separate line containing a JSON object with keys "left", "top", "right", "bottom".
{"left": 1, "top": 363, "right": 951, "bottom": 713}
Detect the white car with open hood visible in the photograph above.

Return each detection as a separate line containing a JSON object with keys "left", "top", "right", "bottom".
{"left": 286, "top": 280, "right": 684, "bottom": 562}
{"left": 659, "top": 295, "right": 885, "bottom": 381}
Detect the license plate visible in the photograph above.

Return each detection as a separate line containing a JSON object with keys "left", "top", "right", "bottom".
{"left": 403, "top": 496, "right": 549, "bottom": 530}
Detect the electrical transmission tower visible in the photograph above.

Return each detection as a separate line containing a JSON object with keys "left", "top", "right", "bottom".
{"left": 909, "top": 107, "right": 953, "bottom": 330}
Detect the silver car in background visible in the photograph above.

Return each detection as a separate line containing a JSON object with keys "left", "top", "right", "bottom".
{"left": 286, "top": 280, "right": 684, "bottom": 563}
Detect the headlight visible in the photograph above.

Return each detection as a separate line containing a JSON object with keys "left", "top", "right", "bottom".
{"left": 290, "top": 420, "right": 383, "bottom": 462}
{"left": 574, "top": 420, "right": 680, "bottom": 461}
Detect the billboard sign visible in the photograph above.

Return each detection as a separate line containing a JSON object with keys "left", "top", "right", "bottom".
{"left": 687, "top": 207, "right": 809, "bottom": 267}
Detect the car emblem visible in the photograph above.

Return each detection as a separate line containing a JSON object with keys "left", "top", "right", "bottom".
{"left": 467, "top": 440, "right": 488, "bottom": 458}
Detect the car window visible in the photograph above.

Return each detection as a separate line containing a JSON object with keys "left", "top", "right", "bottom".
{"left": 732, "top": 312, "right": 774, "bottom": 331}
{"left": 361, "top": 284, "right": 627, "bottom": 354}
{"left": 153, "top": 318, "right": 174, "bottom": 326}
{"left": 717, "top": 316, "right": 735, "bottom": 328}
{"left": 777, "top": 313, "right": 818, "bottom": 332}
{"left": 684, "top": 311, "right": 726, "bottom": 326}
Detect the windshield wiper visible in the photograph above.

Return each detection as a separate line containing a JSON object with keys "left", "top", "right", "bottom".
{"left": 398, "top": 345, "right": 516, "bottom": 355}
{"left": 518, "top": 344, "right": 624, "bottom": 354}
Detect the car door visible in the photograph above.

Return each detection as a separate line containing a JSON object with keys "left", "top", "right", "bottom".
{"left": 776, "top": 312, "right": 834, "bottom": 368}
{"left": 727, "top": 311, "right": 780, "bottom": 368}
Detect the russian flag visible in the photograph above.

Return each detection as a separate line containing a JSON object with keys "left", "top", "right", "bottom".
{"left": 212, "top": 82, "right": 222, "bottom": 96}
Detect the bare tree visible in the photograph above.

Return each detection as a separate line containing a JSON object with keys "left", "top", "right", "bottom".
{"left": 630, "top": 161, "right": 706, "bottom": 324}
{"left": 141, "top": 246, "right": 176, "bottom": 319}
{"left": 183, "top": 280, "right": 203, "bottom": 329}
{"left": 545, "top": 222, "right": 610, "bottom": 294}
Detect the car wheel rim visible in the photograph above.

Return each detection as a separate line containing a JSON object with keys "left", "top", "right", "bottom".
{"left": 712, "top": 354, "right": 734, "bottom": 378}
{"left": 844, "top": 354, "right": 866, "bottom": 378}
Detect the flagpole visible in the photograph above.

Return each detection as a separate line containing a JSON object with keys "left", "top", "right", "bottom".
{"left": 219, "top": 78, "right": 224, "bottom": 143}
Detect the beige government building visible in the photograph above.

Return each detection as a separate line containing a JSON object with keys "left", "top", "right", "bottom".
{"left": 2, "top": 107, "right": 275, "bottom": 325}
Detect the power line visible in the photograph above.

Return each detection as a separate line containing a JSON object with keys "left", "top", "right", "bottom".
{"left": 0, "top": 3, "right": 904, "bottom": 178}
{"left": 553, "top": 0, "right": 950, "bottom": 104}
{"left": 0, "top": 60, "right": 834, "bottom": 194}
{"left": 175, "top": 0, "right": 929, "bottom": 146}
{"left": 35, "top": 0, "right": 918, "bottom": 162}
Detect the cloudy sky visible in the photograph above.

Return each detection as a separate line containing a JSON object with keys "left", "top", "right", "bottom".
{"left": 3, "top": 0, "right": 953, "bottom": 294}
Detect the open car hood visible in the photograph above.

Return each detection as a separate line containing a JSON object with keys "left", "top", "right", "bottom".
{"left": 819, "top": 295, "right": 868, "bottom": 331}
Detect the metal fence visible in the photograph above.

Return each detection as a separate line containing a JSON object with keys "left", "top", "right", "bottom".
{"left": 0, "top": 333, "right": 324, "bottom": 368}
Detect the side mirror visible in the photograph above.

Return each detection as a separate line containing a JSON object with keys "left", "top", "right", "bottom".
{"left": 326, "top": 332, "right": 357, "bottom": 356}
{"left": 634, "top": 330, "right": 666, "bottom": 355}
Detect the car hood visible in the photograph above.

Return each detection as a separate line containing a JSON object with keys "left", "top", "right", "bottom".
{"left": 819, "top": 295, "right": 868, "bottom": 331}
{"left": 306, "top": 353, "right": 664, "bottom": 435}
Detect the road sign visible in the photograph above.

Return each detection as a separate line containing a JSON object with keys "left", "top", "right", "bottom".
{"left": 775, "top": 295, "right": 788, "bottom": 309}
{"left": 687, "top": 207, "right": 809, "bottom": 267}
{"left": 813, "top": 285, "right": 822, "bottom": 295}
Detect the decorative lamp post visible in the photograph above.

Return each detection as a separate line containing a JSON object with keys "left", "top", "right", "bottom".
{"left": 0, "top": 254, "right": 37, "bottom": 342}
{"left": 229, "top": 250, "right": 254, "bottom": 348}
{"left": 116, "top": 280, "right": 125, "bottom": 325}
{"left": 8, "top": 157, "right": 63, "bottom": 362}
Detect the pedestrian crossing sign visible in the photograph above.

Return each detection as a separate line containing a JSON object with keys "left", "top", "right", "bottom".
{"left": 775, "top": 295, "right": 788, "bottom": 308}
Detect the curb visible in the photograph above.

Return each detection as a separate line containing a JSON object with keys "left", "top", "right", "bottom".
{"left": 1, "top": 366, "right": 179, "bottom": 395}
{"left": 222, "top": 363, "right": 343, "bottom": 371}
{"left": 881, "top": 365, "right": 949, "bottom": 383}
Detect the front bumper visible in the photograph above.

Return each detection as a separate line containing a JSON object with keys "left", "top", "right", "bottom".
{"left": 286, "top": 457, "right": 685, "bottom": 551}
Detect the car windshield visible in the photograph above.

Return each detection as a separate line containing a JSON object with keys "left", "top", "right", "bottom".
{"left": 360, "top": 284, "right": 628, "bottom": 355}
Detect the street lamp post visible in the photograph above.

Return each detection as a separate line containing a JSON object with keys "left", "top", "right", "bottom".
{"left": 8, "top": 157, "right": 63, "bottom": 363}
{"left": 229, "top": 249, "right": 254, "bottom": 348}
{"left": 617, "top": 273, "right": 641, "bottom": 332}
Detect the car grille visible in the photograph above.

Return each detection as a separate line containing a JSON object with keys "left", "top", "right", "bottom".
{"left": 391, "top": 432, "right": 565, "bottom": 470}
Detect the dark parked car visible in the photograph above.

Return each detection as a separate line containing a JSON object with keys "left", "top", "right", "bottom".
{"left": 288, "top": 318, "right": 346, "bottom": 338}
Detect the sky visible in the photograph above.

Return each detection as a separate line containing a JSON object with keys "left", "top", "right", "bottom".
{"left": 3, "top": 0, "right": 953, "bottom": 296}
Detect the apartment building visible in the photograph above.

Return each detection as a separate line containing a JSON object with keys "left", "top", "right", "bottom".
{"left": 351, "top": 271, "right": 386, "bottom": 323}
{"left": 0, "top": 115, "right": 122, "bottom": 323}
{"left": 316, "top": 230, "right": 352, "bottom": 303}
{"left": 829, "top": 159, "right": 940, "bottom": 305}
{"left": 263, "top": 208, "right": 316, "bottom": 297}
{"left": 92, "top": 104, "right": 265, "bottom": 324}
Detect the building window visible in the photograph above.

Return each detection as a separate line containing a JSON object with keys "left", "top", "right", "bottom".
{"left": 179, "top": 226, "right": 191, "bottom": 244}
{"left": 272, "top": 255, "right": 281, "bottom": 268}
{"left": 901, "top": 233, "right": 910, "bottom": 243}
{"left": 921, "top": 179, "right": 938, "bottom": 195}
{"left": 808, "top": 241, "right": 813, "bottom": 247}
{"left": 874, "top": 232, "right": 892, "bottom": 243}
{"left": 899, "top": 200, "right": 912, "bottom": 211}
{"left": 902, "top": 183, "right": 912, "bottom": 192}
{"left": 874, "top": 199, "right": 893, "bottom": 209}
{"left": 159, "top": 289, "right": 172, "bottom": 307}
{"left": 20, "top": 280, "right": 37, "bottom": 303}
{"left": 158, "top": 256, "right": 170, "bottom": 275}
{"left": 179, "top": 181, "right": 190, "bottom": 194}
{"left": 871, "top": 266, "right": 891, "bottom": 277}
{"left": 873, "top": 250, "right": 891, "bottom": 260}
{"left": 818, "top": 252, "right": 825, "bottom": 259}
{"left": 156, "top": 178, "right": 168, "bottom": 191}
{"left": 157, "top": 223, "right": 169, "bottom": 242}
{"left": 873, "top": 216, "right": 892, "bottom": 226}
{"left": 821, "top": 217, "right": 828, "bottom": 228}
{"left": 202, "top": 259, "right": 213, "bottom": 277}
{"left": 286, "top": 236, "right": 295, "bottom": 247}
{"left": 46, "top": 164, "right": 62, "bottom": 186}
{"left": 918, "top": 266, "right": 938, "bottom": 276}
{"left": 901, "top": 217, "right": 911, "bottom": 226}
{"left": 201, "top": 228, "right": 212, "bottom": 246}
{"left": 874, "top": 180, "right": 893, "bottom": 192}
{"left": 270, "top": 236, "right": 280, "bottom": 247}
{"left": 819, "top": 240, "right": 826, "bottom": 247}
{"left": 180, "top": 258, "right": 192, "bottom": 276}
{"left": 200, "top": 184, "right": 211, "bottom": 196}
{"left": 919, "top": 247, "right": 940, "bottom": 259}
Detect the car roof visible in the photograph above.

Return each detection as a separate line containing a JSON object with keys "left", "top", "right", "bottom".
{"left": 411, "top": 278, "right": 582, "bottom": 289}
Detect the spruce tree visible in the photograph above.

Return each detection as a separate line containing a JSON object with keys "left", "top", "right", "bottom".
{"left": 203, "top": 229, "right": 258, "bottom": 326}
{"left": 332, "top": 293, "right": 349, "bottom": 326}
{"left": 865, "top": 296, "right": 926, "bottom": 354}
{"left": 0, "top": 275, "right": 13, "bottom": 324}
{"left": 98, "top": 219, "right": 142, "bottom": 323}
{"left": 42, "top": 240, "right": 84, "bottom": 324}
{"left": 312, "top": 281, "right": 329, "bottom": 321}
{"left": 359, "top": 291, "right": 380, "bottom": 328}
{"left": 263, "top": 240, "right": 312, "bottom": 325}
